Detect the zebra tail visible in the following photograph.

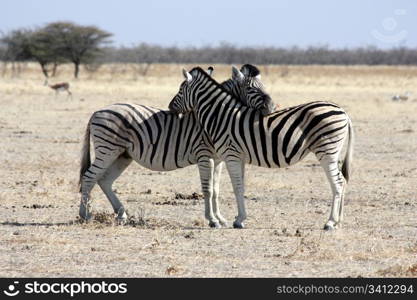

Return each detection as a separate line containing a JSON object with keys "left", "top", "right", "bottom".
{"left": 79, "top": 120, "right": 91, "bottom": 192}
{"left": 341, "top": 117, "right": 354, "bottom": 183}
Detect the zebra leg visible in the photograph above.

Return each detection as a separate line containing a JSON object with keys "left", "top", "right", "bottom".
{"left": 225, "top": 159, "right": 247, "bottom": 229}
{"left": 197, "top": 158, "right": 221, "bottom": 228}
{"left": 338, "top": 178, "right": 346, "bottom": 225}
{"left": 79, "top": 152, "right": 122, "bottom": 221}
{"left": 319, "top": 156, "right": 345, "bottom": 230}
{"left": 98, "top": 154, "right": 132, "bottom": 224}
{"left": 212, "top": 161, "right": 228, "bottom": 227}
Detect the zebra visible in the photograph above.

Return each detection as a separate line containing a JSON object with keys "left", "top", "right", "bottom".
{"left": 168, "top": 67, "right": 354, "bottom": 230}
{"left": 222, "top": 64, "right": 276, "bottom": 115}
{"left": 78, "top": 66, "right": 274, "bottom": 228}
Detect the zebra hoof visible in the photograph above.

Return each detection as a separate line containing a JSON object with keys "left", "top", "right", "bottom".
{"left": 79, "top": 213, "right": 92, "bottom": 223}
{"left": 323, "top": 225, "right": 333, "bottom": 231}
{"left": 117, "top": 218, "right": 127, "bottom": 226}
{"left": 323, "top": 223, "right": 335, "bottom": 231}
{"left": 209, "top": 221, "right": 221, "bottom": 228}
{"left": 79, "top": 208, "right": 92, "bottom": 222}
{"left": 115, "top": 208, "right": 127, "bottom": 225}
{"left": 79, "top": 199, "right": 92, "bottom": 222}
{"left": 233, "top": 221, "right": 244, "bottom": 229}
{"left": 116, "top": 213, "right": 127, "bottom": 225}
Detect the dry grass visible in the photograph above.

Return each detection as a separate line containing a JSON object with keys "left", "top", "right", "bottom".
{"left": 0, "top": 63, "right": 416, "bottom": 277}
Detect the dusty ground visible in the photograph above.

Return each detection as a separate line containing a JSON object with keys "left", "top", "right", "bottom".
{"left": 0, "top": 63, "right": 416, "bottom": 277}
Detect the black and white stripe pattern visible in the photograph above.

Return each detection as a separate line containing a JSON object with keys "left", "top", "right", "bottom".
{"left": 78, "top": 67, "right": 273, "bottom": 227}
{"left": 221, "top": 65, "right": 275, "bottom": 115}
{"left": 169, "top": 67, "right": 354, "bottom": 230}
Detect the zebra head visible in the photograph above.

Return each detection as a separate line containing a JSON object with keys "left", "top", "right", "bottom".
{"left": 240, "top": 64, "right": 264, "bottom": 90}
{"left": 169, "top": 68, "right": 195, "bottom": 114}
{"left": 169, "top": 66, "right": 275, "bottom": 115}
{"left": 169, "top": 67, "right": 222, "bottom": 114}
{"left": 222, "top": 65, "right": 275, "bottom": 115}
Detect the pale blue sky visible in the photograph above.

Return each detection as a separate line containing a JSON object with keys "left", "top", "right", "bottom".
{"left": 1, "top": 0, "right": 416, "bottom": 49}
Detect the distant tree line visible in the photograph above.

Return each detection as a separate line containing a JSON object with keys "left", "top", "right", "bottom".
{"left": 1, "top": 21, "right": 417, "bottom": 78}
{"left": 103, "top": 43, "right": 417, "bottom": 66}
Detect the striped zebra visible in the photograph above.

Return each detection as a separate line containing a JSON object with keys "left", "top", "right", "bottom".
{"left": 78, "top": 66, "right": 274, "bottom": 227}
{"left": 168, "top": 67, "right": 354, "bottom": 230}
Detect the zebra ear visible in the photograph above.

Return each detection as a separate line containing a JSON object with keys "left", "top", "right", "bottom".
{"left": 207, "top": 66, "right": 214, "bottom": 76}
{"left": 255, "top": 74, "right": 261, "bottom": 80}
{"left": 232, "top": 66, "right": 245, "bottom": 82}
{"left": 182, "top": 68, "right": 192, "bottom": 82}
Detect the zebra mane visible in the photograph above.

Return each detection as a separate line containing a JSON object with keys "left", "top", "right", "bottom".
{"left": 189, "top": 67, "right": 238, "bottom": 100}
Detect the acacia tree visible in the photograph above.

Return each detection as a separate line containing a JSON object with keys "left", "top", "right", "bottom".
{"left": 43, "top": 22, "right": 112, "bottom": 78}
{"left": 2, "top": 29, "right": 58, "bottom": 78}
{"left": 26, "top": 29, "right": 65, "bottom": 79}
{"left": 0, "top": 29, "right": 34, "bottom": 77}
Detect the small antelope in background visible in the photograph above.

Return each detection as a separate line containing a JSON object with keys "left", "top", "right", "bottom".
{"left": 392, "top": 91, "right": 410, "bottom": 101}
{"left": 48, "top": 82, "right": 72, "bottom": 98}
